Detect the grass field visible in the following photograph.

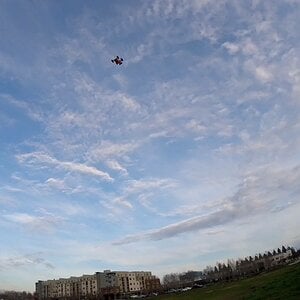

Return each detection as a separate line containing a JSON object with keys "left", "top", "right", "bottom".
{"left": 149, "top": 262, "right": 300, "bottom": 300}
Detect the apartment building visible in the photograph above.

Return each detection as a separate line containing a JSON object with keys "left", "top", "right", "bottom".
{"left": 36, "top": 270, "right": 160, "bottom": 299}
{"left": 144, "top": 276, "right": 162, "bottom": 293}
{"left": 114, "top": 271, "right": 153, "bottom": 294}
{"left": 36, "top": 273, "right": 102, "bottom": 299}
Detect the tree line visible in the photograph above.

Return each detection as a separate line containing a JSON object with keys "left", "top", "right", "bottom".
{"left": 162, "top": 245, "right": 298, "bottom": 288}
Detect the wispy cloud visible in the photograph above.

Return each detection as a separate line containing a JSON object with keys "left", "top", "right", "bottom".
{"left": 106, "top": 160, "right": 128, "bottom": 175}
{"left": 0, "top": 111, "right": 15, "bottom": 127}
{"left": 3, "top": 212, "right": 64, "bottom": 233}
{"left": 0, "top": 93, "right": 45, "bottom": 122}
{"left": 113, "top": 164, "right": 300, "bottom": 245}
{"left": 112, "top": 197, "right": 133, "bottom": 210}
{"left": 45, "top": 177, "right": 67, "bottom": 191}
{"left": 0, "top": 0, "right": 299, "bottom": 291}
{"left": 98, "top": 178, "right": 177, "bottom": 219}
{"left": 0, "top": 195, "right": 16, "bottom": 207}
{"left": 222, "top": 42, "right": 239, "bottom": 54}
{"left": 87, "top": 141, "right": 140, "bottom": 163}
{"left": 124, "top": 178, "right": 177, "bottom": 194}
{"left": 0, "top": 253, "right": 54, "bottom": 270}
{"left": 112, "top": 209, "right": 236, "bottom": 245}
{"left": 16, "top": 152, "right": 113, "bottom": 182}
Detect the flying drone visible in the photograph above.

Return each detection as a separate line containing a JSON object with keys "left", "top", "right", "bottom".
{"left": 111, "top": 56, "right": 123, "bottom": 65}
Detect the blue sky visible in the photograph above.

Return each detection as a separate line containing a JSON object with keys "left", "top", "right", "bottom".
{"left": 1, "top": 0, "right": 300, "bottom": 292}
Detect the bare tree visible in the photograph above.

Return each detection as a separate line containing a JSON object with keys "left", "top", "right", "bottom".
{"left": 162, "top": 273, "right": 180, "bottom": 288}
{"left": 227, "top": 258, "right": 236, "bottom": 271}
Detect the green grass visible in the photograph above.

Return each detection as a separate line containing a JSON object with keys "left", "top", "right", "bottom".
{"left": 150, "top": 262, "right": 300, "bottom": 300}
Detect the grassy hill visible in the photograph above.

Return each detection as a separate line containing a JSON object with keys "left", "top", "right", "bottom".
{"left": 150, "top": 262, "right": 300, "bottom": 300}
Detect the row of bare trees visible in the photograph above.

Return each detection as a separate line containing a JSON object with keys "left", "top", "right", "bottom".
{"left": 162, "top": 270, "right": 202, "bottom": 288}
{"left": 162, "top": 245, "right": 298, "bottom": 288}
{"left": 0, "top": 291, "right": 35, "bottom": 300}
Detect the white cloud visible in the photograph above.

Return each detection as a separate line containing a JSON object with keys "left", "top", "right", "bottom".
{"left": 124, "top": 178, "right": 177, "bottom": 194}
{"left": 0, "top": 93, "right": 44, "bottom": 122}
{"left": 242, "top": 39, "right": 258, "bottom": 55}
{"left": 3, "top": 212, "right": 64, "bottom": 233}
{"left": 16, "top": 152, "right": 113, "bottom": 182}
{"left": 0, "top": 253, "right": 54, "bottom": 270}
{"left": 113, "top": 164, "right": 300, "bottom": 245}
{"left": 1, "top": 0, "right": 299, "bottom": 291}
{"left": 45, "top": 178, "right": 67, "bottom": 190}
{"left": 0, "top": 195, "right": 16, "bottom": 207}
{"left": 55, "top": 202, "right": 87, "bottom": 216}
{"left": 185, "top": 119, "right": 207, "bottom": 134}
{"left": 118, "top": 94, "right": 141, "bottom": 112}
{"left": 141, "top": 0, "right": 222, "bottom": 21}
{"left": 254, "top": 66, "right": 273, "bottom": 82}
{"left": 112, "top": 74, "right": 128, "bottom": 88}
{"left": 87, "top": 141, "right": 140, "bottom": 163}
{"left": 130, "top": 42, "right": 154, "bottom": 63}
{"left": 222, "top": 42, "right": 239, "bottom": 54}
{"left": 63, "top": 161, "right": 112, "bottom": 180}
{"left": 112, "top": 209, "right": 236, "bottom": 245}
{"left": 113, "top": 197, "right": 133, "bottom": 210}
{"left": 106, "top": 160, "right": 128, "bottom": 175}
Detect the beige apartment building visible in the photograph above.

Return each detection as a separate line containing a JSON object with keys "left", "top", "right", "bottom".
{"left": 36, "top": 270, "right": 161, "bottom": 299}
{"left": 36, "top": 274, "right": 99, "bottom": 299}
{"left": 114, "top": 271, "right": 152, "bottom": 294}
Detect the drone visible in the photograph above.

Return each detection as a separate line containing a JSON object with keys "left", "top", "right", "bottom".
{"left": 111, "top": 56, "right": 123, "bottom": 65}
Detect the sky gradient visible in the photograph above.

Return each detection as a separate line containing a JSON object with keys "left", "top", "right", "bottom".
{"left": 0, "top": 0, "right": 300, "bottom": 292}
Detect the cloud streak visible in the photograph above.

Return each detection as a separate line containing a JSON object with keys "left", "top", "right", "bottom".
{"left": 16, "top": 152, "right": 113, "bottom": 182}
{"left": 0, "top": 0, "right": 299, "bottom": 291}
{"left": 3, "top": 212, "right": 64, "bottom": 233}
{"left": 0, "top": 253, "right": 54, "bottom": 270}
{"left": 113, "top": 164, "right": 300, "bottom": 245}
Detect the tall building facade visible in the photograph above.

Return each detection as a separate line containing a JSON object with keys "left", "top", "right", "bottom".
{"left": 114, "top": 271, "right": 153, "bottom": 294}
{"left": 36, "top": 270, "right": 161, "bottom": 299}
{"left": 36, "top": 274, "right": 99, "bottom": 299}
